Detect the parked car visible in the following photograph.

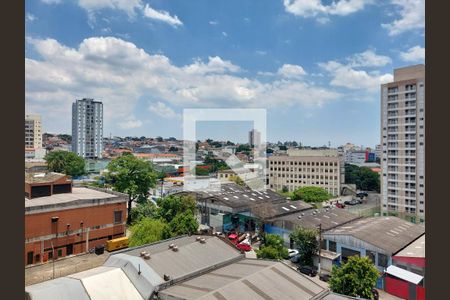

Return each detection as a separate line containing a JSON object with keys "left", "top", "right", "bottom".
{"left": 297, "top": 265, "right": 317, "bottom": 277}
{"left": 344, "top": 199, "right": 359, "bottom": 206}
{"left": 290, "top": 254, "right": 301, "bottom": 263}
{"left": 236, "top": 242, "right": 252, "bottom": 252}
{"left": 335, "top": 202, "right": 346, "bottom": 209}
{"left": 319, "top": 273, "right": 331, "bottom": 282}
{"left": 288, "top": 249, "right": 299, "bottom": 258}
{"left": 357, "top": 192, "right": 369, "bottom": 198}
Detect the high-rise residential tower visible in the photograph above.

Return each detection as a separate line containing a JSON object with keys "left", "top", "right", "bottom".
{"left": 72, "top": 98, "right": 103, "bottom": 159}
{"left": 248, "top": 129, "right": 261, "bottom": 147}
{"left": 25, "top": 114, "right": 42, "bottom": 149}
{"left": 381, "top": 65, "right": 425, "bottom": 223}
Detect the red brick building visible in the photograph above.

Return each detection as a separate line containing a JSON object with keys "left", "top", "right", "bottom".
{"left": 25, "top": 172, "right": 128, "bottom": 265}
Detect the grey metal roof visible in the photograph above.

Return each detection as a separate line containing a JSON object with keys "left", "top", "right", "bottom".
{"left": 323, "top": 217, "right": 425, "bottom": 255}
{"left": 115, "top": 235, "right": 243, "bottom": 283}
{"left": 159, "top": 259, "right": 326, "bottom": 300}
{"left": 179, "top": 182, "right": 312, "bottom": 217}
{"left": 25, "top": 277, "right": 90, "bottom": 300}
{"left": 394, "top": 234, "right": 425, "bottom": 258}
{"left": 268, "top": 207, "right": 361, "bottom": 231}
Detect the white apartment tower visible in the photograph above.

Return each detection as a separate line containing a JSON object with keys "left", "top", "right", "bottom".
{"left": 72, "top": 98, "right": 103, "bottom": 159}
{"left": 381, "top": 65, "right": 425, "bottom": 223}
{"left": 25, "top": 114, "right": 42, "bottom": 149}
{"left": 249, "top": 129, "right": 261, "bottom": 147}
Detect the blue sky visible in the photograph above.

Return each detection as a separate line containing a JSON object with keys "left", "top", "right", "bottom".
{"left": 25, "top": 0, "right": 424, "bottom": 147}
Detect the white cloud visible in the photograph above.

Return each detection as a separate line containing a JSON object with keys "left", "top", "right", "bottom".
{"left": 283, "top": 0, "right": 371, "bottom": 18}
{"left": 77, "top": 0, "right": 143, "bottom": 17}
{"left": 148, "top": 102, "right": 178, "bottom": 119}
{"left": 119, "top": 116, "right": 143, "bottom": 129}
{"left": 277, "top": 64, "right": 307, "bottom": 78}
{"left": 382, "top": 0, "right": 424, "bottom": 36}
{"left": 26, "top": 13, "right": 37, "bottom": 22}
{"left": 143, "top": 3, "right": 182, "bottom": 27}
{"left": 347, "top": 49, "right": 392, "bottom": 67}
{"left": 319, "top": 60, "right": 393, "bottom": 90}
{"left": 40, "top": 0, "right": 61, "bottom": 4}
{"left": 222, "top": 31, "right": 228, "bottom": 37}
{"left": 183, "top": 56, "right": 241, "bottom": 75}
{"left": 209, "top": 20, "right": 219, "bottom": 25}
{"left": 255, "top": 50, "right": 267, "bottom": 55}
{"left": 399, "top": 45, "right": 425, "bottom": 62}
{"left": 26, "top": 36, "right": 343, "bottom": 133}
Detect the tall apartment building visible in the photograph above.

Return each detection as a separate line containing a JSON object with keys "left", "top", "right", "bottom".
{"left": 268, "top": 149, "right": 344, "bottom": 196}
{"left": 248, "top": 129, "right": 261, "bottom": 147}
{"left": 381, "top": 65, "right": 425, "bottom": 223}
{"left": 72, "top": 98, "right": 103, "bottom": 159}
{"left": 25, "top": 114, "right": 42, "bottom": 149}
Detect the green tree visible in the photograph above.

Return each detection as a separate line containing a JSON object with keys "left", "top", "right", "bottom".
{"left": 289, "top": 227, "right": 319, "bottom": 266}
{"left": 195, "top": 166, "right": 211, "bottom": 176}
{"left": 291, "top": 186, "right": 332, "bottom": 203}
{"left": 236, "top": 144, "right": 251, "bottom": 153}
{"left": 329, "top": 256, "right": 379, "bottom": 299}
{"left": 44, "top": 150, "right": 85, "bottom": 177}
{"left": 129, "top": 202, "right": 157, "bottom": 224}
{"left": 129, "top": 218, "right": 169, "bottom": 247}
{"left": 256, "top": 234, "right": 289, "bottom": 260}
{"left": 345, "top": 164, "right": 380, "bottom": 192}
{"left": 166, "top": 212, "right": 199, "bottom": 237}
{"left": 156, "top": 195, "right": 196, "bottom": 223}
{"left": 106, "top": 153, "right": 158, "bottom": 224}
{"left": 229, "top": 174, "right": 245, "bottom": 186}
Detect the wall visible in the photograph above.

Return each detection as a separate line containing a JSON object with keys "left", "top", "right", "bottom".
{"left": 25, "top": 202, "right": 126, "bottom": 265}
{"left": 385, "top": 276, "right": 410, "bottom": 299}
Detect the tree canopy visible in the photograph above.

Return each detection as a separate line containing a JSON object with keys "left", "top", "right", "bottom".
{"left": 156, "top": 194, "right": 196, "bottom": 223}
{"left": 329, "top": 256, "right": 379, "bottom": 299}
{"left": 345, "top": 164, "right": 380, "bottom": 192}
{"left": 291, "top": 186, "right": 333, "bottom": 203}
{"left": 44, "top": 150, "right": 86, "bottom": 177}
{"left": 106, "top": 153, "right": 158, "bottom": 224}
{"left": 289, "top": 227, "right": 319, "bottom": 266}
{"left": 129, "top": 202, "right": 158, "bottom": 224}
{"left": 129, "top": 218, "right": 169, "bottom": 247}
{"left": 256, "top": 234, "right": 289, "bottom": 260}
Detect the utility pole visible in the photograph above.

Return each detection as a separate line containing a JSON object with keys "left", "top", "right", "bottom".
{"left": 50, "top": 241, "right": 55, "bottom": 279}
{"left": 317, "top": 223, "right": 322, "bottom": 276}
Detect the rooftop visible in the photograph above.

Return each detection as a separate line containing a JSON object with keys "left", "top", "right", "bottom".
{"left": 394, "top": 234, "right": 425, "bottom": 258}
{"left": 268, "top": 206, "right": 361, "bottom": 231}
{"left": 25, "top": 187, "right": 126, "bottom": 214}
{"left": 159, "top": 259, "right": 326, "bottom": 300}
{"left": 323, "top": 217, "right": 425, "bottom": 255}
{"left": 25, "top": 172, "right": 69, "bottom": 184}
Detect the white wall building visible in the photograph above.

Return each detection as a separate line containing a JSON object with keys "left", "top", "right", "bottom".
{"left": 381, "top": 65, "right": 425, "bottom": 223}
{"left": 25, "top": 114, "right": 42, "bottom": 149}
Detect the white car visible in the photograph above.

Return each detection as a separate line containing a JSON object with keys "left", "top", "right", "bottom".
{"left": 288, "top": 249, "right": 299, "bottom": 258}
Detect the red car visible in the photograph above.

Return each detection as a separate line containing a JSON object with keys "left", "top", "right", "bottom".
{"left": 236, "top": 243, "right": 252, "bottom": 252}
{"left": 335, "top": 202, "right": 345, "bottom": 208}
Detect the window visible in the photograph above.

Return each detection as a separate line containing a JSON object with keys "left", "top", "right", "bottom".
{"left": 114, "top": 211, "right": 123, "bottom": 224}
{"left": 378, "top": 253, "right": 388, "bottom": 268}
{"left": 329, "top": 241, "right": 337, "bottom": 252}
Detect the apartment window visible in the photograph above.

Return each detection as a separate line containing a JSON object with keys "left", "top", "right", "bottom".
{"left": 378, "top": 253, "right": 388, "bottom": 268}
{"left": 114, "top": 211, "right": 123, "bottom": 224}
{"left": 366, "top": 250, "right": 376, "bottom": 264}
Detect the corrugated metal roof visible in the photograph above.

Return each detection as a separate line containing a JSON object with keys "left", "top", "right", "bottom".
{"left": 394, "top": 234, "right": 425, "bottom": 258}
{"left": 159, "top": 259, "right": 325, "bottom": 300}
{"left": 25, "top": 172, "right": 68, "bottom": 184}
{"left": 323, "top": 217, "right": 425, "bottom": 254}
{"left": 385, "top": 265, "right": 423, "bottom": 284}
{"left": 25, "top": 277, "right": 89, "bottom": 300}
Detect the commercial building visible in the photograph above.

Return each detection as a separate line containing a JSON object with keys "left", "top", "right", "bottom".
{"left": 384, "top": 234, "right": 425, "bottom": 299}
{"left": 322, "top": 216, "right": 424, "bottom": 279}
{"left": 268, "top": 149, "right": 344, "bottom": 196}
{"left": 381, "top": 64, "right": 425, "bottom": 223}
{"left": 26, "top": 234, "right": 355, "bottom": 300}
{"left": 72, "top": 98, "right": 103, "bottom": 159}
{"left": 344, "top": 150, "right": 367, "bottom": 165}
{"left": 25, "top": 114, "right": 43, "bottom": 149}
{"left": 264, "top": 206, "right": 361, "bottom": 247}
{"left": 25, "top": 172, "right": 127, "bottom": 265}
{"left": 177, "top": 182, "right": 313, "bottom": 233}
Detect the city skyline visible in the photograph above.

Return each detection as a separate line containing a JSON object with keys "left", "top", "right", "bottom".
{"left": 25, "top": 0, "right": 424, "bottom": 146}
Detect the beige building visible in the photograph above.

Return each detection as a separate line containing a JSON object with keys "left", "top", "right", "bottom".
{"left": 381, "top": 64, "right": 425, "bottom": 223}
{"left": 268, "top": 149, "right": 344, "bottom": 196}
{"left": 25, "top": 114, "right": 42, "bottom": 149}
